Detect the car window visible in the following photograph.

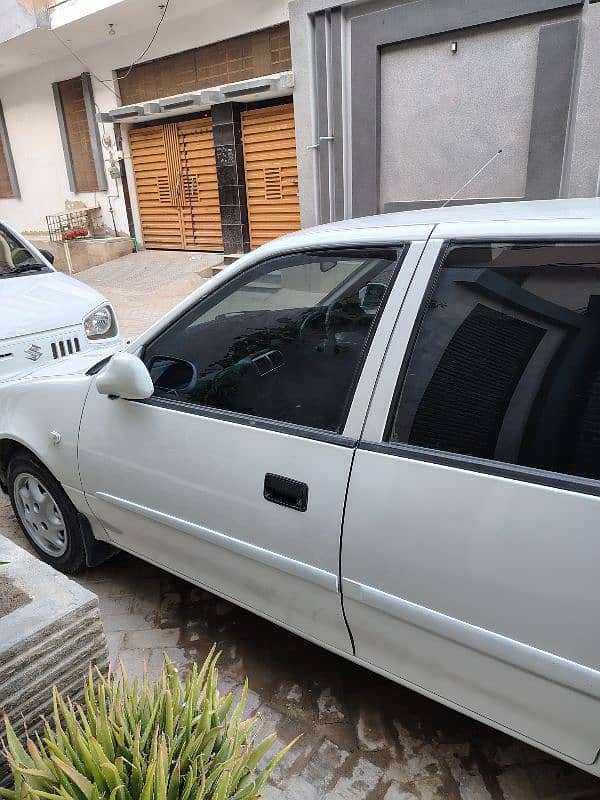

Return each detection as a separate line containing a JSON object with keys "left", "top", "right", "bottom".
{"left": 0, "top": 227, "right": 43, "bottom": 276}
{"left": 144, "top": 247, "right": 404, "bottom": 432}
{"left": 389, "top": 241, "right": 600, "bottom": 481}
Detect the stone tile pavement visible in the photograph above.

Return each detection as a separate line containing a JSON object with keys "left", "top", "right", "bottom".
{"left": 2, "top": 249, "right": 600, "bottom": 798}
{"left": 76, "top": 249, "right": 223, "bottom": 338}
{"left": 1, "top": 495, "right": 599, "bottom": 800}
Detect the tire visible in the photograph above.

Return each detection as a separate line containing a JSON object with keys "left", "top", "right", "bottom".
{"left": 7, "top": 452, "right": 86, "bottom": 574}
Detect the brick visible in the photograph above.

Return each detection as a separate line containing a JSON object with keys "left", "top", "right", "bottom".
{"left": 384, "top": 785, "right": 419, "bottom": 800}
{"left": 317, "top": 687, "right": 345, "bottom": 723}
{"left": 122, "top": 627, "right": 180, "bottom": 649}
{"left": 301, "top": 739, "right": 350, "bottom": 794}
{"left": 101, "top": 612, "right": 157, "bottom": 632}
{"left": 327, "top": 758, "right": 384, "bottom": 799}
{"left": 496, "top": 767, "right": 538, "bottom": 800}
{"left": 357, "top": 706, "right": 387, "bottom": 752}
{"left": 444, "top": 752, "right": 492, "bottom": 800}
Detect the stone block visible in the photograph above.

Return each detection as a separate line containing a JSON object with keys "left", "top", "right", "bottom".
{"left": 0, "top": 534, "right": 107, "bottom": 787}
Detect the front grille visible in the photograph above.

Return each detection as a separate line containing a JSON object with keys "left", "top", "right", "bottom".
{"left": 51, "top": 337, "right": 81, "bottom": 359}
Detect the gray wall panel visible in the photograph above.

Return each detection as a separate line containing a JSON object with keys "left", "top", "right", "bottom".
{"left": 563, "top": 2, "right": 600, "bottom": 197}
{"left": 525, "top": 19, "right": 580, "bottom": 199}
{"left": 314, "top": 13, "right": 330, "bottom": 223}
{"left": 379, "top": 19, "right": 539, "bottom": 209}
{"left": 330, "top": 8, "right": 345, "bottom": 221}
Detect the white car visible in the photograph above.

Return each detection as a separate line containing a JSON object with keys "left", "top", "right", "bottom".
{"left": 2, "top": 198, "right": 600, "bottom": 773}
{"left": 0, "top": 220, "right": 121, "bottom": 383}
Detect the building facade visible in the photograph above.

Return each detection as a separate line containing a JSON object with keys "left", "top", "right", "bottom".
{"left": 0, "top": 0, "right": 299, "bottom": 258}
{"left": 290, "top": 0, "right": 600, "bottom": 227}
{"left": 0, "top": 0, "right": 598, "bottom": 259}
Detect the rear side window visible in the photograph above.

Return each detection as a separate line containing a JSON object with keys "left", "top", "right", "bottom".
{"left": 390, "top": 241, "right": 600, "bottom": 481}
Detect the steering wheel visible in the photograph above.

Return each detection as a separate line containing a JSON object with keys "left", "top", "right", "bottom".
{"left": 298, "top": 307, "right": 327, "bottom": 340}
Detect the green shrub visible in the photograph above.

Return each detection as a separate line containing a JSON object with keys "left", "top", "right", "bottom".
{"left": 1, "top": 648, "right": 295, "bottom": 800}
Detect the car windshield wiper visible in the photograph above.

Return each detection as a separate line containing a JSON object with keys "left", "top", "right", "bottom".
{"left": 9, "top": 259, "right": 46, "bottom": 274}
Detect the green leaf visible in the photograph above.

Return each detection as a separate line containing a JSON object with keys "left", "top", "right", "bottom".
{"left": 50, "top": 757, "right": 94, "bottom": 800}
{"left": 3, "top": 716, "right": 34, "bottom": 768}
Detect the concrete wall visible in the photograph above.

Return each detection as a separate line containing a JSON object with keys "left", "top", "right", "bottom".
{"left": 0, "top": 0, "right": 48, "bottom": 45}
{"left": 565, "top": 2, "right": 600, "bottom": 197}
{"left": 379, "top": 18, "right": 540, "bottom": 207}
{"left": 0, "top": 0, "right": 288, "bottom": 240}
{"left": 29, "top": 236, "right": 134, "bottom": 273}
{"left": 290, "top": 0, "right": 600, "bottom": 229}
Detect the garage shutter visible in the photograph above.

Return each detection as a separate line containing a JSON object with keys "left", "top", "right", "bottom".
{"left": 241, "top": 104, "right": 300, "bottom": 248}
{"left": 129, "top": 117, "right": 223, "bottom": 251}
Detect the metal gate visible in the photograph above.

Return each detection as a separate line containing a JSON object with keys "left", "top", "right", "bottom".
{"left": 129, "top": 117, "right": 223, "bottom": 251}
{"left": 241, "top": 103, "right": 301, "bottom": 248}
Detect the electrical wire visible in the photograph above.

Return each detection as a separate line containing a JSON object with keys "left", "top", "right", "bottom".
{"left": 117, "top": 0, "right": 171, "bottom": 80}
{"left": 48, "top": 0, "right": 171, "bottom": 95}
{"left": 49, "top": 28, "right": 121, "bottom": 100}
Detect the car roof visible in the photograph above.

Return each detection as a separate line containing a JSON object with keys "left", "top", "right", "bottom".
{"left": 132, "top": 198, "right": 600, "bottom": 349}
{"left": 251, "top": 197, "right": 600, "bottom": 257}
{"left": 304, "top": 197, "right": 600, "bottom": 233}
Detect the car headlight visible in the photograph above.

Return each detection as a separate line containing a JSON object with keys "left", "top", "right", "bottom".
{"left": 83, "top": 305, "right": 117, "bottom": 340}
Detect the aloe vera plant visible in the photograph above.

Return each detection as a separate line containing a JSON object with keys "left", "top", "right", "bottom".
{"left": 1, "top": 648, "right": 296, "bottom": 800}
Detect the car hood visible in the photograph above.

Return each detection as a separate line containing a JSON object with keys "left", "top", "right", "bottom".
{"left": 3, "top": 347, "right": 123, "bottom": 386}
{"left": 0, "top": 270, "right": 108, "bottom": 339}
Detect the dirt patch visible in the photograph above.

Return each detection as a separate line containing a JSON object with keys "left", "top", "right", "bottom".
{"left": 0, "top": 574, "right": 31, "bottom": 619}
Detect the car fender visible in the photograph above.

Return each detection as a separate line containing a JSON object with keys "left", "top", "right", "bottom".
{"left": 0, "top": 372, "right": 93, "bottom": 492}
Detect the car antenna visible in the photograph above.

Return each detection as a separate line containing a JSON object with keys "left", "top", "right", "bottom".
{"left": 442, "top": 149, "right": 503, "bottom": 208}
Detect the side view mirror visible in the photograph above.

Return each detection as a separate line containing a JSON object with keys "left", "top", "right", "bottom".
{"left": 38, "top": 248, "right": 55, "bottom": 265}
{"left": 96, "top": 353, "right": 154, "bottom": 400}
{"left": 148, "top": 356, "right": 196, "bottom": 393}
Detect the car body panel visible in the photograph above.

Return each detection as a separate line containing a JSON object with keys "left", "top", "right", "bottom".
{"left": 0, "top": 270, "right": 109, "bottom": 341}
{"left": 0, "top": 372, "right": 94, "bottom": 492}
{"left": 78, "top": 392, "right": 354, "bottom": 651}
{"left": 0, "top": 220, "right": 121, "bottom": 382}
{"left": 2, "top": 199, "right": 600, "bottom": 773}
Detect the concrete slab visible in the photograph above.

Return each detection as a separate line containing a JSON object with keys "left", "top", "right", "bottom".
{"left": 0, "top": 533, "right": 107, "bottom": 786}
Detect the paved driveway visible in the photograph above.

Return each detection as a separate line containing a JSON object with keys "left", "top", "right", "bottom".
{"left": 2, "top": 250, "right": 600, "bottom": 799}
{"left": 77, "top": 249, "right": 222, "bottom": 339}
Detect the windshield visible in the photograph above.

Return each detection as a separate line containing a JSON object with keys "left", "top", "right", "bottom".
{"left": 0, "top": 227, "right": 47, "bottom": 277}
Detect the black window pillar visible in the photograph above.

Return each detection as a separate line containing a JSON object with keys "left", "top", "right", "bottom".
{"left": 212, "top": 102, "right": 250, "bottom": 259}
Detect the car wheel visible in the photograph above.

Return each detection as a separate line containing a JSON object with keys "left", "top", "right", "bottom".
{"left": 7, "top": 452, "right": 86, "bottom": 574}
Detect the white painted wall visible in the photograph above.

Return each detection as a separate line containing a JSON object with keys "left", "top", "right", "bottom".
{"left": 0, "top": 0, "right": 288, "bottom": 238}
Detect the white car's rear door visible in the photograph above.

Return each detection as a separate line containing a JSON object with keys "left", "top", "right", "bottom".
{"left": 341, "top": 234, "right": 600, "bottom": 765}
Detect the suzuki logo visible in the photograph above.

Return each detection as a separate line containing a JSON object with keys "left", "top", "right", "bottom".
{"left": 24, "top": 344, "right": 43, "bottom": 362}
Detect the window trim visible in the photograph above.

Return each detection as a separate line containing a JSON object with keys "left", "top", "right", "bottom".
{"left": 360, "top": 440, "right": 600, "bottom": 499}
{"left": 53, "top": 72, "right": 108, "bottom": 194}
{"left": 140, "top": 245, "right": 407, "bottom": 437}
{"left": 137, "top": 395, "right": 358, "bottom": 447}
{"left": 381, "top": 238, "right": 600, "bottom": 496}
{"left": 0, "top": 100, "right": 20, "bottom": 199}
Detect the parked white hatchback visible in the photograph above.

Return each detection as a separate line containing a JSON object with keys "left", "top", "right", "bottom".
{"left": 0, "top": 220, "right": 121, "bottom": 383}
{"left": 2, "top": 198, "right": 600, "bottom": 773}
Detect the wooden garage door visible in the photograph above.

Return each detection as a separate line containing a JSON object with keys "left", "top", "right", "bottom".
{"left": 129, "top": 118, "right": 223, "bottom": 251}
{"left": 241, "top": 104, "right": 300, "bottom": 248}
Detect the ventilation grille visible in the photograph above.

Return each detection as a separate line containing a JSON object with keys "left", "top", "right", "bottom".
{"left": 180, "top": 174, "right": 199, "bottom": 204}
{"left": 51, "top": 337, "right": 81, "bottom": 360}
{"left": 263, "top": 166, "right": 283, "bottom": 200}
{"left": 157, "top": 176, "right": 172, "bottom": 205}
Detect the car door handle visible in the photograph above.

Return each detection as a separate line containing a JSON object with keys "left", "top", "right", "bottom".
{"left": 264, "top": 473, "right": 308, "bottom": 512}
